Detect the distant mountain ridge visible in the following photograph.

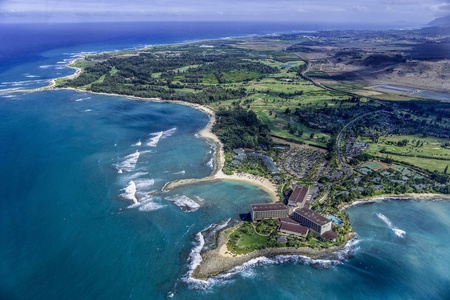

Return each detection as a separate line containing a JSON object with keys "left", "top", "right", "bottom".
{"left": 427, "top": 15, "right": 450, "bottom": 27}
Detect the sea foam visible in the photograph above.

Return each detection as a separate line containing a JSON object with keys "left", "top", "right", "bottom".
{"left": 184, "top": 221, "right": 358, "bottom": 290}
{"left": 135, "top": 178, "right": 155, "bottom": 190}
{"left": 183, "top": 219, "right": 231, "bottom": 289}
{"left": 125, "top": 196, "right": 165, "bottom": 211}
{"left": 116, "top": 150, "right": 140, "bottom": 172}
{"left": 147, "top": 131, "right": 163, "bottom": 147}
{"left": 120, "top": 181, "right": 138, "bottom": 204}
{"left": 377, "top": 213, "right": 406, "bottom": 238}
{"left": 165, "top": 195, "right": 202, "bottom": 212}
{"left": 146, "top": 128, "right": 177, "bottom": 147}
{"left": 132, "top": 139, "right": 142, "bottom": 147}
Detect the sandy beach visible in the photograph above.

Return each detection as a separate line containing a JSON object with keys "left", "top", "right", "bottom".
{"left": 10, "top": 55, "right": 450, "bottom": 282}
{"left": 56, "top": 88, "right": 279, "bottom": 201}
{"left": 339, "top": 193, "right": 450, "bottom": 210}
{"left": 158, "top": 101, "right": 279, "bottom": 201}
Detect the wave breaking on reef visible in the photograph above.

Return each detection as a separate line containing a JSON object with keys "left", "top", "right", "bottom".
{"left": 116, "top": 150, "right": 140, "bottom": 172}
{"left": 120, "top": 181, "right": 138, "bottom": 204}
{"left": 183, "top": 222, "right": 360, "bottom": 290}
{"left": 165, "top": 195, "right": 203, "bottom": 212}
{"left": 377, "top": 213, "right": 406, "bottom": 238}
{"left": 146, "top": 127, "right": 177, "bottom": 147}
{"left": 183, "top": 219, "right": 232, "bottom": 289}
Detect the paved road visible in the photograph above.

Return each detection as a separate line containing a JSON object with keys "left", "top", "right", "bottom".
{"left": 335, "top": 111, "right": 380, "bottom": 167}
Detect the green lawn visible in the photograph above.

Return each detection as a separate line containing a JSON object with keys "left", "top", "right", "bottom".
{"left": 365, "top": 134, "right": 450, "bottom": 172}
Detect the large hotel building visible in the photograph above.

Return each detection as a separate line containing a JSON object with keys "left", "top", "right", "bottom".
{"left": 249, "top": 185, "right": 337, "bottom": 241}
{"left": 250, "top": 203, "right": 288, "bottom": 221}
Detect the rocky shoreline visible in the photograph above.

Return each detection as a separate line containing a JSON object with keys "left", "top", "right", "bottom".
{"left": 193, "top": 193, "right": 450, "bottom": 280}
{"left": 339, "top": 193, "right": 450, "bottom": 210}
{"left": 192, "top": 224, "right": 350, "bottom": 280}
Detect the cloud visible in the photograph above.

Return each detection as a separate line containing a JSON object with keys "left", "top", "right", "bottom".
{"left": 431, "top": 2, "right": 450, "bottom": 15}
{"left": 353, "top": 5, "right": 369, "bottom": 12}
{"left": 0, "top": 0, "right": 444, "bottom": 24}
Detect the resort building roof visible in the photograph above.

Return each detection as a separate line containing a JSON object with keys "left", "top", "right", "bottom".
{"left": 295, "top": 207, "right": 330, "bottom": 226}
{"left": 251, "top": 203, "right": 287, "bottom": 212}
{"left": 288, "top": 185, "right": 310, "bottom": 207}
{"left": 277, "top": 217, "right": 300, "bottom": 226}
{"left": 321, "top": 230, "right": 338, "bottom": 241}
{"left": 279, "top": 222, "right": 309, "bottom": 236}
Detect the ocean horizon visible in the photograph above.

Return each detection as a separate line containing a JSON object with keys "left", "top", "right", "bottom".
{"left": 1, "top": 22, "right": 449, "bottom": 299}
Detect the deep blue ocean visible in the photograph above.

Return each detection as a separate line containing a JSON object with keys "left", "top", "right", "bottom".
{"left": 1, "top": 22, "right": 449, "bottom": 299}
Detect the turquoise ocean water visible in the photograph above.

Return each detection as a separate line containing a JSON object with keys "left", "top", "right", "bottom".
{"left": 1, "top": 23, "right": 449, "bottom": 299}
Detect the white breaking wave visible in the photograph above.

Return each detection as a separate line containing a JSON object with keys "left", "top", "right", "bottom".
{"left": 84, "top": 109, "right": 92, "bottom": 112}
{"left": 135, "top": 178, "right": 155, "bottom": 190}
{"left": 25, "top": 74, "right": 40, "bottom": 78}
{"left": 377, "top": 213, "right": 406, "bottom": 238}
{"left": 139, "top": 150, "right": 154, "bottom": 155}
{"left": 206, "top": 157, "right": 214, "bottom": 169}
{"left": 116, "top": 151, "right": 140, "bottom": 172}
{"left": 163, "top": 127, "right": 177, "bottom": 138}
{"left": 126, "top": 172, "right": 149, "bottom": 180}
{"left": 147, "top": 131, "right": 163, "bottom": 147}
{"left": 75, "top": 97, "right": 91, "bottom": 102}
{"left": 205, "top": 143, "right": 216, "bottom": 170}
{"left": 139, "top": 201, "right": 165, "bottom": 212}
{"left": 120, "top": 181, "right": 138, "bottom": 204}
{"left": 125, "top": 195, "right": 165, "bottom": 211}
{"left": 173, "top": 170, "right": 186, "bottom": 175}
{"left": 132, "top": 139, "right": 142, "bottom": 147}
{"left": 39, "top": 65, "right": 53, "bottom": 69}
{"left": 183, "top": 219, "right": 231, "bottom": 289}
{"left": 2, "top": 79, "right": 46, "bottom": 86}
{"left": 165, "top": 195, "right": 202, "bottom": 212}
{"left": 146, "top": 128, "right": 177, "bottom": 147}
{"left": 184, "top": 222, "right": 358, "bottom": 290}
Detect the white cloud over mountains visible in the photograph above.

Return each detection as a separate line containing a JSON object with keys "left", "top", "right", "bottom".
{"left": 0, "top": 0, "right": 448, "bottom": 24}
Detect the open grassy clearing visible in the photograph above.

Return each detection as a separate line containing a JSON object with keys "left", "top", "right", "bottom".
{"left": 380, "top": 153, "right": 448, "bottom": 173}
{"left": 364, "top": 134, "right": 450, "bottom": 158}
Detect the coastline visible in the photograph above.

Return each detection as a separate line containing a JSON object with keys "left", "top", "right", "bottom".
{"left": 339, "top": 193, "right": 450, "bottom": 210}
{"left": 192, "top": 192, "right": 450, "bottom": 280}
{"left": 192, "top": 224, "right": 350, "bottom": 280}
{"left": 15, "top": 55, "right": 279, "bottom": 202}
{"left": 32, "top": 53, "right": 450, "bottom": 281}
{"left": 58, "top": 88, "right": 279, "bottom": 202}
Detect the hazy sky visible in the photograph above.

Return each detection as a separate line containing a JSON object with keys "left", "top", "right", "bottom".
{"left": 1, "top": 0, "right": 449, "bottom": 24}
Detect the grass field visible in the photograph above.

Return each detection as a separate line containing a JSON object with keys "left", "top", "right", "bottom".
{"left": 362, "top": 161, "right": 384, "bottom": 170}
{"left": 364, "top": 134, "right": 450, "bottom": 172}
{"left": 376, "top": 135, "right": 450, "bottom": 157}
{"left": 228, "top": 222, "right": 271, "bottom": 253}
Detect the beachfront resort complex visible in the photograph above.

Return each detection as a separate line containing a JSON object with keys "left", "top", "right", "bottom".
{"left": 251, "top": 185, "right": 338, "bottom": 241}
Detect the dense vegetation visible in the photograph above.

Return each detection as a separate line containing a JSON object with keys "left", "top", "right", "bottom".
{"left": 212, "top": 106, "right": 272, "bottom": 150}
{"left": 59, "top": 31, "right": 450, "bottom": 256}
{"left": 62, "top": 49, "right": 278, "bottom": 105}
{"left": 226, "top": 219, "right": 350, "bottom": 255}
